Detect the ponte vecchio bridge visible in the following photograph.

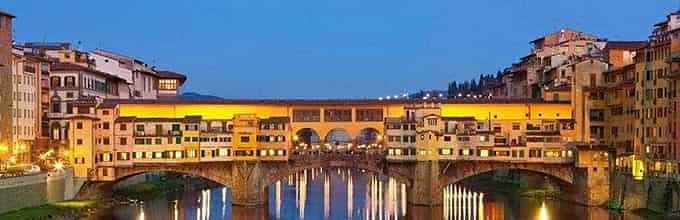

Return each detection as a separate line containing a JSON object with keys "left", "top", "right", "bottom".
{"left": 71, "top": 99, "right": 609, "bottom": 206}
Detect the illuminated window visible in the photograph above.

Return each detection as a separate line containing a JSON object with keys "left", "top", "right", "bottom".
{"left": 480, "top": 149, "right": 489, "bottom": 157}
{"left": 159, "top": 79, "right": 177, "bottom": 90}
{"left": 219, "top": 149, "right": 229, "bottom": 157}
{"left": 441, "top": 149, "right": 451, "bottom": 155}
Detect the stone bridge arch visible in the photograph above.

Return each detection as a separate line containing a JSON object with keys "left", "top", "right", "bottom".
{"left": 438, "top": 161, "right": 574, "bottom": 188}
{"left": 113, "top": 162, "right": 235, "bottom": 188}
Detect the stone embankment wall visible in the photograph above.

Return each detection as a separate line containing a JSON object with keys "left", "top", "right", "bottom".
{"left": 610, "top": 173, "right": 680, "bottom": 214}
{"left": 0, "top": 168, "right": 76, "bottom": 214}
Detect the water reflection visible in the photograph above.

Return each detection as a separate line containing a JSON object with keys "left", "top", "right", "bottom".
{"left": 96, "top": 168, "right": 652, "bottom": 220}
{"left": 443, "top": 185, "right": 485, "bottom": 220}
{"left": 273, "top": 167, "right": 408, "bottom": 220}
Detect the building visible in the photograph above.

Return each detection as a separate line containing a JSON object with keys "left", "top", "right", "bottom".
{"left": 634, "top": 13, "right": 675, "bottom": 160}
{"left": 8, "top": 47, "right": 43, "bottom": 164}
{"left": 0, "top": 10, "right": 14, "bottom": 167}
{"left": 86, "top": 99, "right": 575, "bottom": 181}
{"left": 156, "top": 70, "right": 186, "bottom": 98}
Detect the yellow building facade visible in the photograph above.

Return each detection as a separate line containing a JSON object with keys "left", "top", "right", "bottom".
{"left": 80, "top": 100, "right": 576, "bottom": 181}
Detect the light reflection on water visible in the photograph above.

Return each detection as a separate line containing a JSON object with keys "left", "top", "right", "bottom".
{"left": 272, "top": 168, "right": 408, "bottom": 220}
{"left": 95, "top": 168, "right": 651, "bottom": 220}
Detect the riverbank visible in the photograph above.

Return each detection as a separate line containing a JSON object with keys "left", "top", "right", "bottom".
{"left": 0, "top": 200, "right": 96, "bottom": 220}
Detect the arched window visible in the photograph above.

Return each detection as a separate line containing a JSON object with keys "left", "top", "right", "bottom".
{"left": 50, "top": 76, "right": 61, "bottom": 88}
{"left": 64, "top": 76, "right": 76, "bottom": 88}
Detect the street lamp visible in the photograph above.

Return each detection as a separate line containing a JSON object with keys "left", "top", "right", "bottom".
{"left": 53, "top": 161, "right": 64, "bottom": 171}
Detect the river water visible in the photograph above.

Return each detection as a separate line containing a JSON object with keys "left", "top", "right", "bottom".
{"left": 95, "top": 167, "right": 657, "bottom": 220}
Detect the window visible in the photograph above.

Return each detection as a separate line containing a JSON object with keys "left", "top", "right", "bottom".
{"left": 512, "top": 123, "right": 520, "bottom": 130}
{"left": 120, "top": 124, "right": 127, "bottom": 131}
{"left": 103, "top": 122, "right": 110, "bottom": 130}
{"left": 240, "top": 136, "right": 250, "bottom": 143}
{"left": 356, "top": 109, "right": 383, "bottom": 122}
{"left": 103, "top": 137, "right": 110, "bottom": 145}
{"left": 64, "top": 76, "right": 76, "bottom": 88}
{"left": 76, "top": 139, "right": 83, "bottom": 145}
{"left": 155, "top": 138, "right": 162, "bottom": 145}
{"left": 293, "top": 109, "right": 321, "bottom": 122}
{"left": 159, "top": 79, "right": 177, "bottom": 90}
{"left": 136, "top": 124, "right": 144, "bottom": 132}
{"left": 324, "top": 109, "right": 352, "bottom": 122}
{"left": 76, "top": 122, "right": 83, "bottom": 129}
{"left": 66, "top": 103, "right": 73, "bottom": 114}
{"left": 120, "top": 137, "right": 127, "bottom": 145}
{"left": 50, "top": 76, "right": 61, "bottom": 88}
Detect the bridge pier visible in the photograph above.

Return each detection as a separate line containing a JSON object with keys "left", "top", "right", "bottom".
{"left": 230, "top": 161, "right": 268, "bottom": 206}
{"left": 408, "top": 160, "right": 442, "bottom": 206}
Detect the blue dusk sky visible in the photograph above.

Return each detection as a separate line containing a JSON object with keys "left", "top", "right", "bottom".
{"left": 3, "top": 1, "right": 678, "bottom": 98}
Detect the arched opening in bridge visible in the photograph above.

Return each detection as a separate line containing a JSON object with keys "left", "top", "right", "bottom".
{"left": 98, "top": 171, "right": 240, "bottom": 219}
{"left": 294, "top": 128, "right": 321, "bottom": 149}
{"left": 441, "top": 169, "right": 573, "bottom": 220}
{"left": 324, "top": 128, "right": 352, "bottom": 150}
{"left": 356, "top": 127, "right": 381, "bottom": 147}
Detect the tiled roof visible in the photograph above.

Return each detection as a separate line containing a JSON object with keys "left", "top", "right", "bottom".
{"left": 52, "top": 62, "right": 125, "bottom": 81}
{"left": 260, "top": 117, "right": 290, "bottom": 124}
{"left": 184, "top": 115, "right": 202, "bottom": 123}
{"left": 115, "top": 116, "right": 136, "bottom": 123}
{"left": 0, "top": 10, "right": 15, "bottom": 18}
{"left": 605, "top": 41, "right": 648, "bottom": 51}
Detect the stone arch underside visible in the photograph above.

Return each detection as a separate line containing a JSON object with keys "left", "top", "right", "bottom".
{"left": 438, "top": 161, "right": 574, "bottom": 188}
{"left": 113, "top": 162, "right": 235, "bottom": 188}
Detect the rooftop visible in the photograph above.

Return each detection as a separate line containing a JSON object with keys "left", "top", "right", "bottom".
{"left": 0, "top": 10, "right": 15, "bottom": 18}
{"left": 156, "top": 70, "right": 187, "bottom": 85}
{"left": 604, "top": 41, "right": 648, "bottom": 51}
{"left": 51, "top": 62, "right": 125, "bottom": 81}
{"left": 100, "top": 98, "right": 569, "bottom": 107}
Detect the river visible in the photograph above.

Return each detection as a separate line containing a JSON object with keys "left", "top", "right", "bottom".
{"left": 94, "top": 167, "right": 657, "bottom": 220}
